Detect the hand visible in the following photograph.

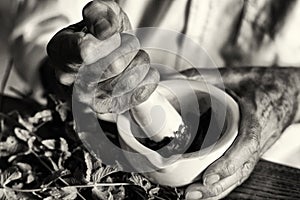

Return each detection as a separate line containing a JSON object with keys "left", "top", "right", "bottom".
{"left": 47, "top": 1, "right": 160, "bottom": 115}
{"left": 47, "top": 0, "right": 132, "bottom": 86}
{"left": 181, "top": 67, "right": 300, "bottom": 199}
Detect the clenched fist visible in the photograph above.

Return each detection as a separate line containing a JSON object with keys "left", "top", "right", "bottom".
{"left": 47, "top": 0, "right": 132, "bottom": 86}
{"left": 47, "top": 1, "right": 161, "bottom": 115}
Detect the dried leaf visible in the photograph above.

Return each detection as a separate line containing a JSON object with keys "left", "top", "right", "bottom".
{"left": 174, "top": 188, "right": 184, "bottom": 200}
{"left": 3, "top": 170, "right": 22, "bottom": 186}
{"left": 129, "top": 173, "right": 152, "bottom": 192}
{"left": 42, "top": 170, "right": 70, "bottom": 188}
{"left": 0, "top": 189, "right": 7, "bottom": 200}
{"left": 0, "top": 136, "right": 20, "bottom": 157}
{"left": 15, "top": 163, "right": 35, "bottom": 184}
{"left": 18, "top": 116, "right": 34, "bottom": 132}
{"left": 41, "top": 140, "right": 56, "bottom": 150}
{"left": 92, "top": 186, "right": 108, "bottom": 200}
{"left": 84, "top": 151, "right": 93, "bottom": 182}
{"left": 14, "top": 128, "right": 31, "bottom": 142}
{"left": 56, "top": 102, "right": 70, "bottom": 122}
{"left": 1, "top": 190, "right": 19, "bottom": 200}
{"left": 26, "top": 174, "right": 35, "bottom": 184}
{"left": 27, "top": 136, "right": 36, "bottom": 152}
{"left": 61, "top": 187, "right": 78, "bottom": 200}
{"left": 92, "top": 185, "right": 125, "bottom": 200}
{"left": 16, "top": 163, "right": 32, "bottom": 172}
{"left": 46, "top": 187, "right": 77, "bottom": 200}
{"left": 92, "top": 164, "right": 120, "bottom": 183}
{"left": 149, "top": 187, "right": 160, "bottom": 198}
{"left": 59, "top": 138, "right": 69, "bottom": 153}
{"left": 29, "top": 110, "right": 52, "bottom": 124}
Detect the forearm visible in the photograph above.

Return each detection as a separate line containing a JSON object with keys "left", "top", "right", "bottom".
{"left": 219, "top": 67, "right": 300, "bottom": 124}
{"left": 180, "top": 67, "right": 300, "bottom": 150}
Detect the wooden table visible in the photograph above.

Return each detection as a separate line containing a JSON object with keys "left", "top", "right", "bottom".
{"left": 226, "top": 160, "right": 300, "bottom": 199}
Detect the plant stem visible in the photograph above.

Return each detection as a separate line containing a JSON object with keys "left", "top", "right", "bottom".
{"left": 31, "top": 151, "right": 87, "bottom": 200}
{"left": 0, "top": 58, "right": 13, "bottom": 112}
{"left": 3, "top": 182, "right": 131, "bottom": 193}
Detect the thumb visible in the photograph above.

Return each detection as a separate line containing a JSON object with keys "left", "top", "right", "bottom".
{"left": 82, "top": 1, "right": 125, "bottom": 40}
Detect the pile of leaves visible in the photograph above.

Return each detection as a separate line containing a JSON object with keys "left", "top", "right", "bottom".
{"left": 0, "top": 96, "right": 184, "bottom": 200}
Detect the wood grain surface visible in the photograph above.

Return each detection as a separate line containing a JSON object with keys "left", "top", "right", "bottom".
{"left": 226, "top": 159, "right": 300, "bottom": 199}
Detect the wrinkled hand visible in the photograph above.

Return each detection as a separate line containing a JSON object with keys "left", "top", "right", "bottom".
{"left": 47, "top": 0, "right": 132, "bottom": 86}
{"left": 182, "top": 67, "right": 300, "bottom": 200}
{"left": 47, "top": 1, "right": 160, "bottom": 114}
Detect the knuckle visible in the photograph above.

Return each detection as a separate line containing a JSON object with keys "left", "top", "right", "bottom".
{"left": 222, "top": 161, "right": 236, "bottom": 176}
{"left": 246, "top": 134, "right": 260, "bottom": 154}
{"left": 83, "top": 1, "right": 105, "bottom": 17}
{"left": 205, "top": 158, "right": 236, "bottom": 177}
{"left": 243, "top": 162, "right": 252, "bottom": 172}
{"left": 241, "top": 157, "right": 257, "bottom": 178}
{"left": 211, "top": 183, "right": 224, "bottom": 196}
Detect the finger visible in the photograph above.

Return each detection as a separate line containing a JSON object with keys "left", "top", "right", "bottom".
{"left": 186, "top": 153, "right": 258, "bottom": 200}
{"left": 202, "top": 154, "right": 258, "bottom": 199}
{"left": 48, "top": 27, "right": 122, "bottom": 86}
{"left": 55, "top": 68, "right": 77, "bottom": 86}
{"left": 47, "top": 22, "right": 121, "bottom": 65}
{"left": 47, "top": 21, "right": 86, "bottom": 67}
{"left": 100, "top": 50, "right": 151, "bottom": 96}
{"left": 80, "top": 33, "right": 121, "bottom": 65}
{"left": 83, "top": 1, "right": 124, "bottom": 40}
{"left": 203, "top": 101, "right": 261, "bottom": 183}
{"left": 48, "top": 32, "right": 121, "bottom": 85}
{"left": 76, "top": 33, "right": 140, "bottom": 86}
{"left": 92, "top": 68, "right": 160, "bottom": 114}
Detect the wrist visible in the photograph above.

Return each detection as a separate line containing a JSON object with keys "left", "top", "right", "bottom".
{"left": 259, "top": 67, "right": 300, "bottom": 130}
{"left": 290, "top": 68, "right": 300, "bottom": 123}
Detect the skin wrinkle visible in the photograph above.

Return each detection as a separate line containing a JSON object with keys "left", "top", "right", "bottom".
{"left": 225, "top": 68, "right": 298, "bottom": 131}
{"left": 259, "top": 69, "right": 298, "bottom": 130}
{"left": 241, "top": 152, "right": 258, "bottom": 181}
{"left": 181, "top": 67, "right": 300, "bottom": 136}
{"left": 182, "top": 68, "right": 300, "bottom": 177}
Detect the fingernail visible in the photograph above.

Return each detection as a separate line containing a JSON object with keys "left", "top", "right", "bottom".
{"left": 204, "top": 174, "right": 220, "bottom": 185}
{"left": 186, "top": 191, "right": 202, "bottom": 200}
